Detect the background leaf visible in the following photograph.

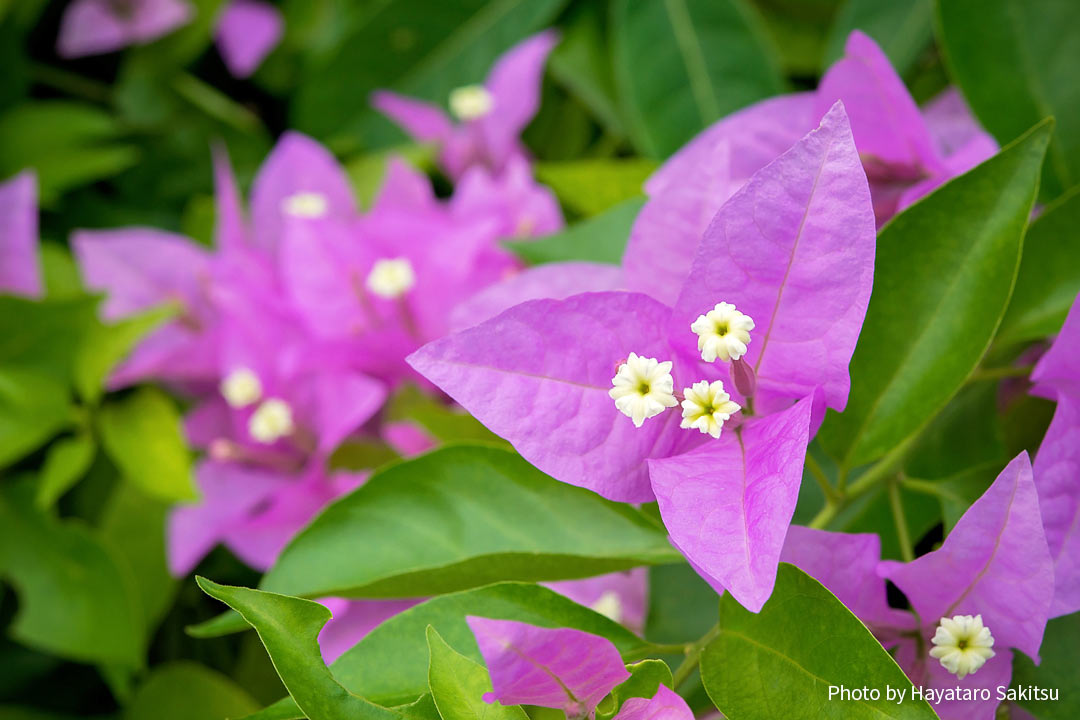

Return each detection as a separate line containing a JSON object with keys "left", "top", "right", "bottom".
{"left": 534, "top": 160, "right": 654, "bottom": 217}
{"left": 506, "top": 197, "right": 643, "bottom": 265}
{"left": 818, "top": 121, "right": 1051, "bottom": 469}
{"left": 0, "top": 367, "right": 71, "bottom": 469}
{"left": 35, "top": 432, "right": 96, "bottom": 509}
{"left": 700, "top": 563, "right": 937, "bottom": 720}
{"left": 1011, "top": 611, "right": 1080, "bottom": 719}
{"left": 123, "top": 661, "right": 259, "bottom": 720}
{"left": 823, "top": 0, "right": 932, "bottom": 75}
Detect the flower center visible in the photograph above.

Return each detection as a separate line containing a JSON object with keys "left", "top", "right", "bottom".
{"left": 691, "top": 302, "right": 754, "bottom": 363}
{"left": 281, "top": 192, "right": 329, "bottom": 218}
{"left": 220, "top": 367, "right": 262, "bottom": 408}
{"left": 366, "top": 257, "right": 416, "bottom": 299}
{"left": 609, "top": 352, "right": 678, "bottom": 428}
{"left": 679, "top": 380, "right": 741, "bottom": 439}
{"left": 248, "top": 398, "right": 295, "bottom": 444}
{"left": 928, "top": 614, "right": 996, "bottom": 680}
{"left": 449, "top": 85, "right": 495, "bottom": 121}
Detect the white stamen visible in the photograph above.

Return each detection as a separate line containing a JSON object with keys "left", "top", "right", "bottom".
{"left": 590, "top": 591, "right": 623, "bottom": 623}
{"left": 929, "top": 614, "right": 996, "bottom": 679}
{"left": 220, "top": 367, "right": 262, "bottom": 408}
{"left": 248, "top": 398, "right": 294, "bottom": 444}
{"left": 366, "top": 258, "right": 416, "bottom": 299}
{"left": 281, "top": 192, "right": 328, "bottom": 218}
{"left": 680, "top": 380, "right": 741, "bottom": 438}
{"left": 609, "top": 352, "right": 678, "bottom": 427}
{"left": 691, "top": 302, "right": 755, "bottom": 363}
{"left": 449, "top": 85, "right": 495, "bottom": 121}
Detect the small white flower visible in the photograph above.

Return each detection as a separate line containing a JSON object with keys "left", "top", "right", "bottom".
{"left": 366, "top": 258, "right": 416, "bottom": 299}
{"left": 590, "top": 591, "right": 623, "bottom": 624}
{"left": 220, "top": 367, "right": 263, "bottom": 408}
{"left": 249, "top": 398, "right": 295, "bottom": 444}
{"left": 929, "top": 614, "right": 996, "bottom": 679}
{"left": 691, "top": 302, "right": 755, "bottom": 363}
{"left": 609, "top": 352, "right": 678, "bottom": 428}
{"left": 680, "top": 380, "right": 741, "bottom": 438}
{"left": 281, "top": 192, "right": 329, "bottom": 218}
{"left": 449, "top": 84, "right": 495, "bottom": 121}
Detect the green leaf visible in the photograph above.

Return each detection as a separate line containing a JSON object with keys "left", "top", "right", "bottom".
{"left": 830, "top": 483, "right": 940, "bottom": 560}
{"left": 611, "top": 0, "right": 784, "bottom": 158}
{"left": 937, "top": 0, "right": 1080, "bottom": 200}
{"left": 0, "top": 295, "right": 99, "bottom": 381}
{"left": 547, "top": 1, "right": 625, "bottom": 136}
{"left": 506, "top": 197, "right": 644, "bottom": 265}
{"left": 534, "top": 160, "right": 654, "bottom": 217}
{"left": 345, "top": 145, "right": 436, "bottom": 210}
{"left": 0, "top": 481, "right": 144, "bottom": 668}
{"left": 818, "top": 120, "right": 1051, "bottom": 469}
{"left": 246, "top": 582, "right": 653, "bottom": 718}
{"left": 596, "top": 660, "right": 672, "bottom": 720}
{"left": 997, "top": 185, "right": 1080, "bottom": 345}
{"left": 384, "top": 385, "right": 502, "bottom": 446}
{"left": 292, "top": 0, "right": 567, "bottom": 147}
{"left": 823, "top": 0, "right": 933, "bottom": 75}
{"left": 1011, "top": 612, "right": 1080, "bottom": 719}
{"left": 124, "top": 661, "right": 259, "bottom": 720}
{"left": 260, "top": 445, "right": 678, "bottom": 599}
{"left": 197, "top": 578, "right": 402, "bottom": 720}
{"left": 0, "top": 102, "right": 137, "bottom": 205}
{"left": 426, "top": 626, "right": 528, "bottom": 720}
{"left": 35, "top": 432, "right": 95, "bottom": 509}
{"left": 903, "top": 381, "right": 1006, "bottom": 480}
{"left": 700, "top": 564, "right": 938, "bottom": 720}
{"left": 0, "top": 366, "right": 71, "bottom": 469}
{"left": 75, "top": 305, "right": 176, "bottom": 405}
{"left": 98, "top": 387, "right": 196, "bottom": 502}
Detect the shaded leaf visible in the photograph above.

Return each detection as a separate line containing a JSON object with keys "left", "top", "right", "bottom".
{"left": 534, "top": 160, "right": 653, "bottom": 217}
{"left": 124, "top": 661, "right": 259, "bottom": 720}
{"left": 506, "top": 197, "right": 643, "bottom": 265}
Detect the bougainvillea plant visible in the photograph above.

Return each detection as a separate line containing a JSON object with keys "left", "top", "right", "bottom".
{"left": 2, "top": 4, "right": 1079, "bottom": 720}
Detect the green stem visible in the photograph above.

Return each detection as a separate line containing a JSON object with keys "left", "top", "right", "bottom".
{"left": 672, "top": 623, "right": 720, "bottom": 688}
{"left": 31, "top": 63, "right": 110, "bottom": 103}
{"left": 805, "top": 454, "right": 839, "bottom": 503}
{"left": 888, "top": 477, "right": 914, "bottom": 562}
{"left": 171, "top": 72, "right": 262, "bottom": 133}
{"left": 808, "top": 500, "right": 838, "bottom": 529}
{"left": 968, "top": 364, "right": 1034, "bottom": 383}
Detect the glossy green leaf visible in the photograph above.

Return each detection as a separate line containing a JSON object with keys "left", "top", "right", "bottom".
{"left": 0, "top": 481, "right": 144, "bottom": 668}
{"left": 197, "top": 578, "right": 402, "bottom": 720}
{"left": 98, "top": 387, "right": 196, "bottom": 502}
{"left": 997, "top": 185, "right": 1080, "bottom": 345}
{"left": 611, "top": 0, "right": 783, "bottom": 158}
{"left": 35, "top": 432, "right": 95, "bottom": 509}
{"left": 506, "top": 197, "right": 644, "bottom": 266}
{"left": 936, "top": 0, "right": 1080, "bottom": 199}
{"left": 426, "top": 626, "right": 527, "bottom": 720}
{"left": 0, "top": 366, "right": 71, "bottom": 469}
{"left": 823, "top": 0, "right": 932, "bottom": 75}
{"left": 260, "top": 445, "right": 677, "bottom": 600}
{"left": 818, "top": 121, "right": 1051, "bottom": 469}
{"left": 248, "top": 582, "right": 653, "bottom": 719}
{"left": 701, "top": 564, "right": 938, "bottom": 720}
{"left": 1011, "top": 612, "right": 1080, "bottom": 719}
{"left": 534, "top": 160, "right": 654, "bottom": 217}
{"left": 293, "top": 0, "right": 567, "bottom": 147}
{"left": 74, "top": 305, "right": 176, "bottom": 405}
{"left": 124, "top": 661, "right": 259, "bottom": 720}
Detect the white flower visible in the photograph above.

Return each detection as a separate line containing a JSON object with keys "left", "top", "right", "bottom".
{"left": 220, "top": 367, "right": 263, "bottom": 408}
{"left": 249, "top": 398, "right": 294, "bottom": 444}
{"left": 366, "top": 258, "right": 416, "bottom": 299}
{"left": 609, "top": 352, "right": 678, "bottom": 428}
{"left": 449, "top": 84, "right": 495, "bottom": 121}
{"left": 691, "top": 302, "right": 755, "bottom": 363}
{"left": 590, "top": 591, "right": 623, "bottom": 624}
{"left": 281, "top": 192, "right": 329, "bottom": 218}
{"left": 929, "top": 614, "right": 996, "bottom": 679}
{"left": 680, "top": 380, "right": 741, "bottom": 438}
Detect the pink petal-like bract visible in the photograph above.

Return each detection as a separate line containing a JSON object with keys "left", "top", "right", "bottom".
{"left": 450, "top": 262, "right": 623, "bottom": 331}
{"left": 466, "top": 617, "right": 629, "bottom": 714}
{"left": 57, "top": 0, "right": 193, "bottom": 58}
{"left": 670, "top": 102, "right": 875, "bottom": 414}
{"left": 215, "top": 0, "right": 283, "bottom": 78}
{"left": 408, "top": 292, "right": 701, "bottom": 503}
{"left": 249, "top": 132, "right": 357, "bottom": 255}
{"left": 212, "top": 143, "right": 250, "bottom": 251}
{"left": 780, "top": 526, "right": 914, "bottom": 633}
{"left": 649, "top": 397, "right": 813, "bottom": 612}
{"left": 370, "top": 92, "right": 454, "bottom": 145}
{"left": 0, "top": 170, "right": 41, "bottom": 297}
{"left": 881, "top": 452, "right": 1053, "bottom": 661}
{"left": 613, "top": 685, "right": 693, "bottom": 720}
{"left": 893, "top": 635, "right": 1013, "bottom": 720}
{"left": 544, "top": 569, "right": 648, "bottom": 633}
{"left": 1033, "top": 393, "right": 1080, "bottom": 617}
{"left": 317, "top": 597, "right": 422, "bottom": 664}
{"left": 1031, "top": 292, "right": 1080, "bottom": 399}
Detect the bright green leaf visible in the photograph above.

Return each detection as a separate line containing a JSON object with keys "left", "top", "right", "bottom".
{"left": 701, "top": 564, "right": 937, "bottom": 720}
{"left": 98, "top": 387, "right": 196, "bottom": 502}
{"left": 936, "top": 0, "right": 1080, "bottom": 199}
{"left": 611, "top": 0, "right": 784, "bottom": 158}
{"left": 534, "top": 160, "right": 654, "bottom": 217}
{"left": 74, "top": 305, "right": 176, "bottom": 405}
{"left": 818, "top": 121, "right": 1051, "bottom": 469}
{"left": 124, "top": 661, "right": 259, "bottom": 720}
{"left": 0, "top": 481, "right": 144, "bottom": 668}
{"left": 596, "top": 660, "right": 672, "bottom": 720}
{"left": 0, "top": 366, "right": 71, "bottom": 469}
{"left": 260, "top": 445, "right": 678, "bottom": 599}
{"left": 426, "top": 626, "right": 528, "bottom": 720}
{"left": 197, "top": 578, "right": 402, "bottom": 720}
{"left": 506, "top": 197, "right": 644, "bottom": 266}
{"left": 35, "top": 432, "right": 95, "bottom": 509}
